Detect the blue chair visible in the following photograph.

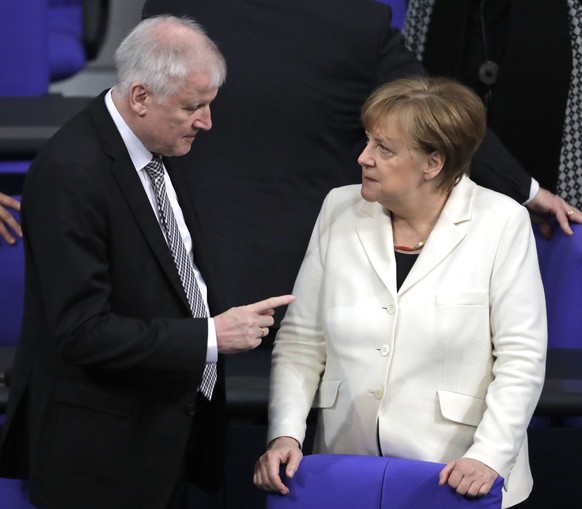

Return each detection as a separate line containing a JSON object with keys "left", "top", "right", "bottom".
{"left": 0, "top": 196, "right": 34, "bottom": 508}
{"left": 376, "top": 0, "right": 407, "bottom": 30}
{"left": 48, "top": 0, "right": 87, "bottom": 82}
{"left": 0, "top": 191, "right": 24, "bottom": 394}
{"left": 535, "top": 224, "right": 582, "bottom": 348}
{"left": 0, "top": 0, "right": 109, "bottom": 96}
{"left": 0, "top": 0, "right": 50, "bottom": 96}
{"left": 0, "top": 479, "right": 37, "bottom": 509}
{"left": 267, "top": 454, "right": 503, "bottom": 509}
{"left": 0, "top": 195, "right": 25, "bottom": 346}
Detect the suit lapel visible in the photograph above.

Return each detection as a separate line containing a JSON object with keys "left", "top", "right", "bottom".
{"left": 89, "top": 94, "right": 191, "bottom": 311}
{"left": 355, "top": 201, "right": 398, "bottom": 296}
{"left": 112, "top": 157, "right": 191, "bottom": 309}
{"left": 165, "top": 156, "right": 222, "bottom": 311}
{"left": 355, "top": 176, "right": 476, "bottom": 296}
{"left": 399, "top": 177, "right": 475, "bottom": 294}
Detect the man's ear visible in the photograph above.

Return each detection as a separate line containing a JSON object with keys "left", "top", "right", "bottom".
{"left": 130, "top": 83, "right": 149, "bottom": 117}
{"left": 424, "top": 151, "right": 445, "bottom": 181}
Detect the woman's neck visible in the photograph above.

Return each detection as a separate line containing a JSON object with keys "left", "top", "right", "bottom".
{"left": 388, "top": 190, "right": 449, "bottom": 251}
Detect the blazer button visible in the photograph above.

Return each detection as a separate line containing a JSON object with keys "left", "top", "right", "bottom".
{"left": 380, "top": 345, "right": 390, "bottom": 356}
{"left": 185, "top": 403, "right": 196, "bottom": 416}
{"left": 373, "top": 387, "right": 384, "bottom": 400}
{"left": 384, "top": 304, "right": 395, "bottom": 315}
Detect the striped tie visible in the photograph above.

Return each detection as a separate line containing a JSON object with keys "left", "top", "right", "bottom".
{"left": 144, "top": 157, "right": 217, "bottom": 400}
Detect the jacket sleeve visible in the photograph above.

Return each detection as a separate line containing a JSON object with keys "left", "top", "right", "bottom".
{"left": 470, "top": 128, "right": 533, "bottom": 204}
{"left": 463, "top": 205, "right": 547, "bottom": 479}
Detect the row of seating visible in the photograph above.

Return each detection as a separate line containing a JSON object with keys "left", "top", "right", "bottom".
{"left": 0, "top": 0, "right": 109, "bottom": 97}
{"left": 266, "top": 454, "right": 503, "bottom": 509}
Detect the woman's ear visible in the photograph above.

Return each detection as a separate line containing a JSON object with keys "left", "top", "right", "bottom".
{"left": 424, "top": 151, "right": 445, "bottom": 181}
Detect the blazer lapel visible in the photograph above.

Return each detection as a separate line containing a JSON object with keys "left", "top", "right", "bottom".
{"left": 399, "top": 176, "right": 475, "bottom": 294}
{"left": 355, "top": 201, "right": 398, "bottom": 296}
{"left": 355, "top": 176, "right": 476, "bottom": 296}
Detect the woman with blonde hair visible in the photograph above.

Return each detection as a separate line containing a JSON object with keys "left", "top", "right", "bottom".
{"left": 254, "top": 76, "right": 547, "bottom": 508}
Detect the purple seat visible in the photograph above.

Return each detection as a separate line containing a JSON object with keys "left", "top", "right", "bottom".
{"left": 0, "top": 195, "right": 24, "bottom": 345}
{"left": 0, "top": 0, "right": 108, "bottom": 96}
{"left": 0, "top": 161, "right": 30, "bottom": 177}
{"left": 0, "top": 0, "right": 50, "bottom": 96}
{"left": 535, "top": 224, "right": 582, "bottom": 348}
{"left": 266, "top": 454, "right": 503, "bottom": 509}
{"left": 0, "top": 196, "right": 34, "bottom": 508}
{"left": 0, "top": 479, "right": 37, "bottom": 509}
{"left": 376, "top": 0, "right": 407, "bottom": 30}
{"left": 48, "top": 0, "right": 86, "bottom": 81}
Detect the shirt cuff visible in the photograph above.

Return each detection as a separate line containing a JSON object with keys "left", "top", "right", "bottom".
{"left": 206, "top": 318, "right": 218, "bottom": 363}
{"left": 523, "top": 178, "right": 540, "bottom": 205}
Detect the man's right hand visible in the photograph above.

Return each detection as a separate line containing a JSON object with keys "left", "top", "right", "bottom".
{"left": 214, "top": 295, "right": 294, "bottom": 353}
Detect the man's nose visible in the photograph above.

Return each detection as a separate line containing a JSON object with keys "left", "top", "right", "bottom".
{"left": 194, "top": 106, "right": 212, "bottom": 130}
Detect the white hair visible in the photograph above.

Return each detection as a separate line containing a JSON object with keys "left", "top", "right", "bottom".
{"left": 114, "top": 15, "right": 226, "bottom": 100}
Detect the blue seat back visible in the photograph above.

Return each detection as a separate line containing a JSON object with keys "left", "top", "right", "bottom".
{"left": 0, "top": 195, "right": 24, "bottom": 346}
{"left": 535, "top": 224, "right": 582, "bottom": 348}
{"left": 0, "top": 0, "right": 50, "bottom": 96}
{"left": 267, "top": 454, "right": 503, "bottom": 509}
{"left": 376, "top": 0, "right": 407, "bottom": 30}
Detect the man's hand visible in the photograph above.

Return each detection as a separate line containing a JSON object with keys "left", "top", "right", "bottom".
{"left": 213, "top": 295, "right": 294, "bottom": 353}
{"left": 0, "top": 192, "right": 22, "bottom": 245}
{"left": 439, "top": 458, "right": 498, "bottom": 498}
{"left": 254, "top": 436, "right": 303, "bottom": 495}
{"left": 527, "top": 187, "right": 581, "bottom": 239}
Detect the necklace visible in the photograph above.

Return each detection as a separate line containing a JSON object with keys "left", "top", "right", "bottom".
{"left": 393, "top": 241, "right": 425, "bottom": 252}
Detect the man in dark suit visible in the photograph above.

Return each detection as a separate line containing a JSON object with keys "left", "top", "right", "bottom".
{"left": 404, "top": 0, "right": 582, "bottom": 218}
{"left": 0, "top": 15, "right": 292, "bottom": 509}
{"left": 142, "top": 0, "right": 579, "bottom": 333}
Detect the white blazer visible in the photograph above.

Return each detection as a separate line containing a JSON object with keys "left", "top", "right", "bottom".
{"left": 268, "top": 177, "right": 547, "bottom": 508}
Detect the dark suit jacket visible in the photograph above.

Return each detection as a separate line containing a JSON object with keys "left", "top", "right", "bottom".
{"left": 0, "top": 92, "right": 226, "bottom": 509}
{"left": 142, "top": 0, "right": 531, "bottom": 328}
{"left": 422, "top": 0, "right": 572, "bottom": 192}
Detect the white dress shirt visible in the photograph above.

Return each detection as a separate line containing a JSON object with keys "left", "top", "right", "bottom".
{"left": 105, "top": 89, "right": 217, "bottom": 363}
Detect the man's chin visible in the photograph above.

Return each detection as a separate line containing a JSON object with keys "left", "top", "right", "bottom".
{"left": 173, "top": 143, "right": 195, "bottom": 157}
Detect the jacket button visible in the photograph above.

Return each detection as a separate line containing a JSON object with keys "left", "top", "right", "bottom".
{"left": 185, "top": 404, "right": 196, "bottom": 416}
{"left": 380, "top": 345, "right": 390, "bottom": 356}
{"left": 373, "top": 387, "right": 384, "bottom": 400}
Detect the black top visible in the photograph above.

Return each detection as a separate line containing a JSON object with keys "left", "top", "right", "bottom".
{"left": 395, "top": 251, "right": 419, "bottom": 290}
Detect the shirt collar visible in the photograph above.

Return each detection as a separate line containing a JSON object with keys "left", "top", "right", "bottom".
{"left": 105, "top": 88, "right": 154, "bottom": 172}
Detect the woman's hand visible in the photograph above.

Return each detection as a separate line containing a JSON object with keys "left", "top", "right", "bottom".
{"left": 439, "top": 458, "right": 499, "bottom": 497}
{"left": 253, "top": 436, "right": 303, "bottom": 495}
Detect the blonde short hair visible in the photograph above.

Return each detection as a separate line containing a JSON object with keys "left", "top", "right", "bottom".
{"left": 361, "top": 76, "right": 486, "bottom": 192}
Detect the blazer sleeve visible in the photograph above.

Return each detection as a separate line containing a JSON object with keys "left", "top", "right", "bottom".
{"left": 462, "top": 204, "right": 547, "bottom": 479}
{"left": 267, "top": 190, "right": 339, "bottom": 446}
